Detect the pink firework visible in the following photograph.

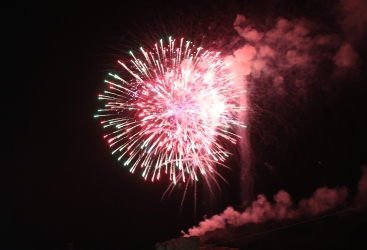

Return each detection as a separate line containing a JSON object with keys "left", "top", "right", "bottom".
{"left": 96, "top": 37, "right": 246, "bottom": 186}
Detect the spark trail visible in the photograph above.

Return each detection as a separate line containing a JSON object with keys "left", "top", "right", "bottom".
{"left": 95, "top": 37, "right": 246, "bottom": 188}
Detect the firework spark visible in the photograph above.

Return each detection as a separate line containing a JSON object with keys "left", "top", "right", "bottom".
{"left": 95, "top": 37, "right": 246, "bottom": 187}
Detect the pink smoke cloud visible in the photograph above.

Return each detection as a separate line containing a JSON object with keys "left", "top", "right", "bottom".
{"left": 298, "top": 187, "right": 348, "bottom": 216}
{"left": 258, "top": 46, "right": 275, "bottom": 59}
{"left": 185, "top": 167, "right": 367, "bottom": 238}
{"left": 233, "top": 14, "right": 264, "bottom": 42}
{"left": 230, "top": 12, "right": 364, "bottom": 87}
{"left": 221, "top": 12, "right": 365, "bottom": 201}
{"left": 187, "top": 7, "right": 367, "bottom": 240}
{"left": 225, "top": 44, "right": 256, "bottom": 79}
{"left": 186, "top": 185, "right": 348, "bottom": 237}
{"left": 333, "top": 43, "right": 359, "bottom": 68}
{"left": 230, "top": 15, "right": 324, "bottom": 93}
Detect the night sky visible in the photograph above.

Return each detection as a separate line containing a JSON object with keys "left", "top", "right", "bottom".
{"left": 3, "top": 0, "right": 367, "bottom": 249}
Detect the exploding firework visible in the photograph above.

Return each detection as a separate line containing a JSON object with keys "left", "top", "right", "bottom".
{"left": 95, "top": 37, "right": 246, "bottom": 188}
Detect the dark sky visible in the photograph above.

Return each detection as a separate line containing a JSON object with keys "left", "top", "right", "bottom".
{"left": 2, "top": 0, "right": 367, "bottom": 249}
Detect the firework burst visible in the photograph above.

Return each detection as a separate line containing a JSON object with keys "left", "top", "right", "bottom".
{"left": 95, "top": 37, "right": 246, "bottom": 188}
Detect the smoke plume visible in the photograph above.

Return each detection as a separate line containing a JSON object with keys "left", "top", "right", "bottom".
{"left": 228, "top": 11, "right": 362, "bottom": 96}
{"left": 184, "top": 0, "right": 367, "bottom": 240}
{"left": 222, "top": 0, "right": 366, "bottom": 203}
{"left": 185, "top": 166, "right": 366, "bottom": 237}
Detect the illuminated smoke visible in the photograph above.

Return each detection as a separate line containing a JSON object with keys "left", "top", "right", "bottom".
{"left": 333, "top": 43, "right": 359, "bottom": 68}
{"left": 225, "top": 43, "right": 256, "bottom": 199}
{"left": 222, "top": 0, "right": 366, "bottom": 200}
{"left": 230, "top": 13, "right": 362, "bottom": 94}
{"left": 186, "top": 187, "right": 348, "bottom": 236}
{"left": 184, "top": 0, "right": 366, "bottom": 239}
{"left": 185, "top": 166, "right": 367, "bottom": 237}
